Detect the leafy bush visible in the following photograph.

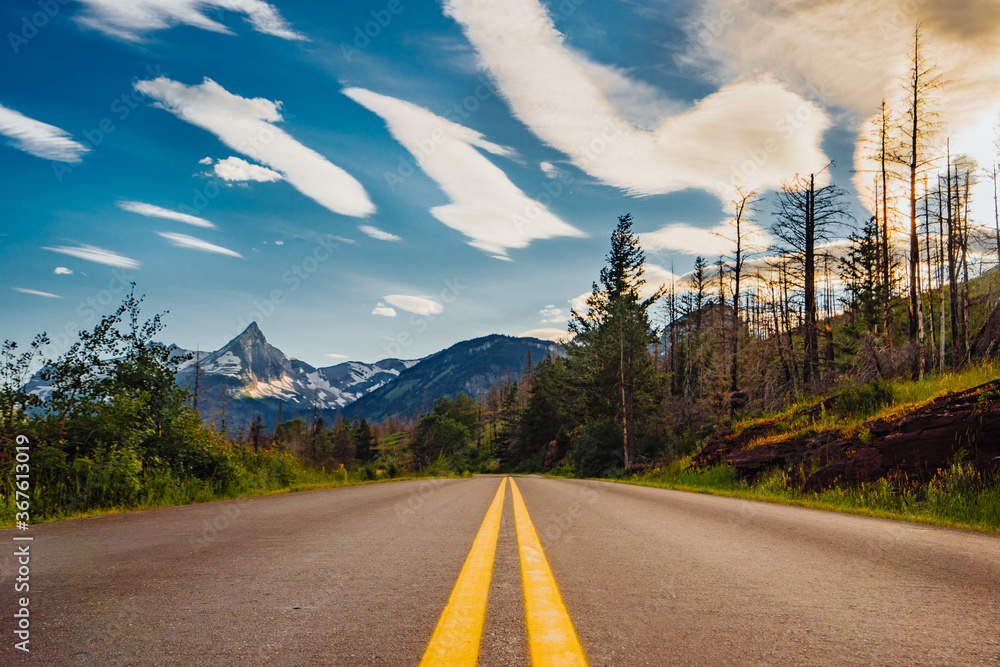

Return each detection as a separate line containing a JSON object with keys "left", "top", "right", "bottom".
{"left": 570, "top": 418, "right": 624, "bottom": 478}
{"left": 832, "top": 380, "right": 895, "bottom": 418}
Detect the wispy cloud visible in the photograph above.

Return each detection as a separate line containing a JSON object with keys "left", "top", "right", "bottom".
{"left": 12, "top": 287, "right": 62, "bottom": 299}
{"left": 371, "top": 302, "right": 397, "bottom": 317}
{"left": 74, "top": 0, "right": 306, "bottom": 42}
{"left": 443, "top": 0, "right": 829, "bottom": 200}
{"left": 136, "top": 77, "right": 375, "bottom": 218}
{"left": 540, "top": 305, "right": 568, "bottom": 323}
{"left": 211, "top": 156, "right": 283, "bottom": 183}
{"left": 118, "top": 200, "right": 216, "bottom": 229}
{"left": 345, "top": 87, "right": 585, "bottom": 258}
{"left": 325, "top": 353, "right": 349, "bottom": 359}
{"left": 384, "top": 295, "right": 443, "bottom": 316}
{"left": 0, "top": 104, "right": 89, "bottom": 163}
{"left": 641, "top": 220, "right": 770, "bottom": 257}
{"left": 359, "top": 225, "right": 402, "bottom": 241}
{"left": 43, "top": 244, "right": 140, "bottom": 269}
{"left": 156, "top": 232, "right": 242, "bottom": 257}
{"left": 519, "top": 328, "right": 572, "bottom": 342}
{"left": 53, "top": 267, "right": 73, "bottom": 275}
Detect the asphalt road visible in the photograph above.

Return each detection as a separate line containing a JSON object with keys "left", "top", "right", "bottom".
{"left": 1, "top": 475, "right": 998, "bottom": 665}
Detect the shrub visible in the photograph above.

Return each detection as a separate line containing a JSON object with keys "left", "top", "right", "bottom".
{"left": 569, "top": 418, "right": 624, "bottom": 478}
{"left": 832, "top": 380, "right": 895, "bottom": 418}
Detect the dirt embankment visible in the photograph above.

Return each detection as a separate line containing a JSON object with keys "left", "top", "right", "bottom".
{"left": 695, "top": 380, "right": 1000, "bottom": 491}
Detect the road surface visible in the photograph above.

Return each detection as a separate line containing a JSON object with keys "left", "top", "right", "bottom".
{"left": 1, "top": 475, "right": 998, "bottom": 665}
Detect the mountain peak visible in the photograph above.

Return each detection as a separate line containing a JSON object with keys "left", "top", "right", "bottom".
{"left": 238, "top": 321, "right": 265, "bottom": 341}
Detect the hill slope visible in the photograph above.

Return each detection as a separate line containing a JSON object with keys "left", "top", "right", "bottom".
{"left": 346, "top": 334, "right": 564, "bottom": 422}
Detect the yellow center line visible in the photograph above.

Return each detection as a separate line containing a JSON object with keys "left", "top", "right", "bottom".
{"left": 420, "top": 477, "right": 508, "bottom": 666}
{"left": 510, "top": 477, "right": 588, "bottom": 667}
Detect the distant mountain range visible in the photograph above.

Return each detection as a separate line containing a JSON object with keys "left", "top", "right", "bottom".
{"left": 28, "top": 323, "right": 564, "bottom": 431}
{"left": 346, "top": 334, "right": 565, "bottom": 423}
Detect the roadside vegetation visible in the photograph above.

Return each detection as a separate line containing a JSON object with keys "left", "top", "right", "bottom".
{"left": 623, "top": 455, "right": 1000, "bottom": 535}
{"left": 0, "top": 288, "right": 466, "bottom": 527}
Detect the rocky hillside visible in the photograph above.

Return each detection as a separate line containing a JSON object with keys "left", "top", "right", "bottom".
{"left": 696, "top": 380, "right": 1000, "bottom": 490}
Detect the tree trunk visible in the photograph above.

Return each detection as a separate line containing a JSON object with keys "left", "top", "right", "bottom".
{"left": 804, "top": 175, "right": 818, "bottom": 384}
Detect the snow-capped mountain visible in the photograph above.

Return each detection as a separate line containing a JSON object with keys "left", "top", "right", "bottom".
{"left": 174, "top": 322, "right": 418, "bottom": 416}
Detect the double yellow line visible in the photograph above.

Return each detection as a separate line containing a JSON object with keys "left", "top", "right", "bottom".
{"left": 420, "top": 477, "right": 587, "bottom": 666}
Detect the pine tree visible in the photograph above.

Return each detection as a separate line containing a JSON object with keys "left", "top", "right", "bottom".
{"left": 355, "top": 418, "right": 374, "bottom": 463}
{"left": 567, "top": 214, "right": 664, "bottom": 469}
{"left": 841, "top": 216, "right": 886, "bottom": 333}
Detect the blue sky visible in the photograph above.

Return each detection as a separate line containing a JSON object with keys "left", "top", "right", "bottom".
{"left": 2, "top": 0, "right": 998, "bottom": 366}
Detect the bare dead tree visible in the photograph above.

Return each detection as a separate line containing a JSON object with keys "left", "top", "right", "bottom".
{"left": 771, "top": 167, "right": 849, "bottom": 384}
{"left": 895, "top": 23, "right": 945, "bottom": 379}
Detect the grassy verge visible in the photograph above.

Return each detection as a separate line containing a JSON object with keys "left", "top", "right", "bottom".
{"left": 0, "top": 452, "right": 470, "bottom": 528}
{"left": 614, "top": 458, "right": 1000, "bottom": 535}
{"left": 732, "top": 363, "right": 1000, "bottom": 444}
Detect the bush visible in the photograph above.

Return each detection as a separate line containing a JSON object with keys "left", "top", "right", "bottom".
{"left": 569, "top": 418, "right": 624, "bottom": 478}
{"left": 832, "top": 380, "right": 895, "bottom": 418}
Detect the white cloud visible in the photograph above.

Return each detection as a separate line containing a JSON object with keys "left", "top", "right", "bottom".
{"left": 43, "top": 244, "right": 140, "bottom": 269}
{"left": 274, "top": 240, "right": 284, "bottom": 245}
{"left": 519, "top": 328, "right": 573, "bottom": 342}
{"left": 135, "top": 77, "right": 375, "bottom": 218}
{"left": 156, "top": 232, "right": 242, "bottom": 257}
{"left": 686, "top": 1, "right": 1000, "bottom": 223}
{"left": 198, "top": 156, "right": 213, "bottom": 165}
{"left": 212, "top": 156, "right": 283, "bottom": 182}
{"left": 12, "top": 287, "right": 62, "bottom": 299}
{"left": 118, "top": 200, "right": 216, "bottom": 229}
{"left": 371, "top": 302, "right": 397, "bottom": 317}
{"left": 74, "top": 0, "right": 305, "bottom": 42}
{"left": 540, "top": 305, "right": 568, "bottom": 323}
{"left": 641, "top": 220, "right": 770, "bottom": 257}
{"left": 384, "top": 294, "right": 444, "bottom": 316}
{"left": 442, "top": 0, "right": 829, "bottom": 201}
{"left": 53, "top": 267, "right": 73, "bottom": 275}
{"left": 540, "top": 161, "right": 560, "bottom": 178}
{"left": 0, "top": 104, "right": 89, "bottom": 162}
{"left": 325, "top": 353, "right": 348, "bottom": 359}
{"left": 359, "top": 225, "right": 402, "bottom": 241}
{"left": 344, "top": 87, "right": 585, "bottom": 258}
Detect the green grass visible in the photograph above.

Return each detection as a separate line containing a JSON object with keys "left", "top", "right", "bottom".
{"left": 731, "top": 362, "right": 1000, "bottom": 446}
{"left": 613, "top": 458, "right": 1000, "bottom": 535}
{"left": 0, "top": 456, "right": 469, "bottom": 528}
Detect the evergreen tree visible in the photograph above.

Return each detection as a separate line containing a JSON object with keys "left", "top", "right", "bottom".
{"left": 567, "top": 214, "right": 664, "bottom": 469}
{"left": 841, "top": 216, "right": 887, "bottom": 331}
{"left": 354, "top": 418, "right": 374, "bottom": 463}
